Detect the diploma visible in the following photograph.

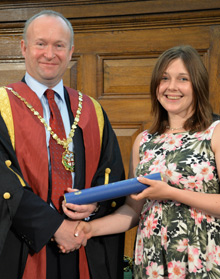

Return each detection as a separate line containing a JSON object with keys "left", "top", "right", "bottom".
{"left": 64, "top": 172, "right": 162, "bottom": 205}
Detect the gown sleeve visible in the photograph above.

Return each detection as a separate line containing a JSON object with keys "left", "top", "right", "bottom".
{"left": 85, "top": 108, "right": 125, "bottom": 279}
{"left": 0, "top": 114, "right": 64, "bottom": 254}
{"left": 90, "top": 107, "right": 125, "bottom": 217}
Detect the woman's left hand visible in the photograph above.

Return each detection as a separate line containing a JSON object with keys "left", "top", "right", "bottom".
{"left": 130, "top": 177, "right": 172, "bottom": 201}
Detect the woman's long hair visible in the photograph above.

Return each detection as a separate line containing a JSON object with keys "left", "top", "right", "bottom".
{"left": 149, "top": 45, "right": 213, "bottom": 134}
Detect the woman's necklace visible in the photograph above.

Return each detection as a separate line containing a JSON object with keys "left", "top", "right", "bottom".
{"left": 166, "top": 125, "right": 183, "bottom": 131}
{"left": 4, "top": 86, "right": 83, "bottom": 172}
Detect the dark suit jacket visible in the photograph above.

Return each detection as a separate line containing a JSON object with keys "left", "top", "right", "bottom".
{"left": 212, "top": 113, "right": 220, "bottom": 121}
{"left": 0, "top": 114, "right": 64, "bottom": 279}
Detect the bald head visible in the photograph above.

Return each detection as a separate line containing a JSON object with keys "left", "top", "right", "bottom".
{"left": 23, "top": 10, "right": 74, "bottom": 49}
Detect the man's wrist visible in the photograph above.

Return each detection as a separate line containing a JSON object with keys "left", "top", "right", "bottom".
{"left": 84, "top": 203, "right": 100, "bottom": 221}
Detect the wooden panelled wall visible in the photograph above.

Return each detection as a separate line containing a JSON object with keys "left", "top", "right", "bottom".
{"left": 1, "top": 0, "right": 220, "bottom": 258}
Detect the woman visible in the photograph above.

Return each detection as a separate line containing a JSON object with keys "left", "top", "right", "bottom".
{"left": 63, "top": 45, "right": 220, "bottom": 278}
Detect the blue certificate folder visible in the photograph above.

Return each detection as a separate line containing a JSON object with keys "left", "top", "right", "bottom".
{"left": 64, "top": 172, "right": 162, "bottom": 205}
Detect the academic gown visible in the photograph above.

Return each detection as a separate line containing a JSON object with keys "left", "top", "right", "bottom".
{"left": 65, "top": 88, "right": 126, "bottom": 279}
{"left": 0, "top": 114, "right": 64, "bottom": 279}
{"left": 0, "top": 81, "right": 125, "bottom": 279}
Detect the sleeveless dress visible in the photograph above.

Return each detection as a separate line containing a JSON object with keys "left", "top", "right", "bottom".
{"left": 134, "top": 121, "right": 220, "bottom": 279}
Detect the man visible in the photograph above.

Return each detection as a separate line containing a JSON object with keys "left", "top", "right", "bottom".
{"left": 0, "top": 10, "right": 125, "bottom": 279}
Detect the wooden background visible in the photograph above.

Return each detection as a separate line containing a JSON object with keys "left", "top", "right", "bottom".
{"left": 1, "top": 0, "right": 220, "bottom": 258}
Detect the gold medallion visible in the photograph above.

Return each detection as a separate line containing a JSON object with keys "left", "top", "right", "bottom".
{"left": 62, "top": 149, "right": 75, "bottom": 172}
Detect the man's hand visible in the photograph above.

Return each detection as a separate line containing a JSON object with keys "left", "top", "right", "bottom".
{"left": 62, "top": 187, "right": 97, "bottom": 220}
{"left": 53, "top": 219, "right": 87, "bottom": 253}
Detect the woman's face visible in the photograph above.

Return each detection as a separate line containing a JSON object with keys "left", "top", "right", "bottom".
{"left": 157, "top": 58, "right": 194, "bottom": 119}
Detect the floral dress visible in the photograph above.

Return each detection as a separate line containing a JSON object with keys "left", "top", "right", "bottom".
{"left": 134, "top": 121, "right": 220, "bottom": 279}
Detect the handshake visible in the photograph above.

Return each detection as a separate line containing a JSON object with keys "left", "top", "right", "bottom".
{"left": 52, "top": 190, "right": 97, "bottom": 254}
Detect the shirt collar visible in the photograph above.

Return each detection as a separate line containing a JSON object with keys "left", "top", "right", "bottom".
{"left": 25, "top": 72, "right": 65, "bottom": 101}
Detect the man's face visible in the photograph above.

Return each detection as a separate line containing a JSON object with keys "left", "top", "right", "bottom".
{"left": 21, "top": 15, "right": 74, "bottom": 88}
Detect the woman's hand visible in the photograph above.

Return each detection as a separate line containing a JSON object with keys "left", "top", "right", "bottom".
{"left": 74, "top": 221, "right": 93, "bottom": 240}
{"left": 131, "top": 177, "right": 172, "bottom": 201}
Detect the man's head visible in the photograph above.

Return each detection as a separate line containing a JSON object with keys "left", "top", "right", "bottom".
{"left": 21, "top": 10, "right": 74, "bottom": 88}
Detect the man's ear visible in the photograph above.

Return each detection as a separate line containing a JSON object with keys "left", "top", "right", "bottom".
{"left": 69, "top": 45, "right": 74, "bottom": 60}
{"left": 20, "top": 39, "right": 27, "bottom": 58}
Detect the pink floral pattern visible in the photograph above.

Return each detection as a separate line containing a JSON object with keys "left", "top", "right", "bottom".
{"left": 133, "top": 121, "right": 220, "bottom": 278}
